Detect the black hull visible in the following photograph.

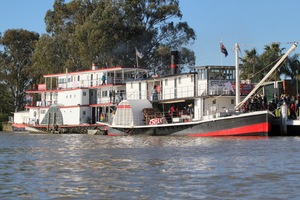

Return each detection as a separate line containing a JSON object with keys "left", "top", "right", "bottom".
{"left": 107, "top": 111, "right": 273, "bottom": 137}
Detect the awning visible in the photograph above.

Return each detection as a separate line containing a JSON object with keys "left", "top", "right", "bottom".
{"left": 159, "top": 99, "right": 186, "bottom": 104}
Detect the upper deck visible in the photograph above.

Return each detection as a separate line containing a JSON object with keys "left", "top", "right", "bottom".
{"left": 29, "top": 66, "right": 150, "bottom": 92}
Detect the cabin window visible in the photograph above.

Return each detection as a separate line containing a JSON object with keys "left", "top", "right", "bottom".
{"left": 77, "top": 76, "right": 80, "bottom": 81}
{"left": 213, "top": 99, "right": 216, "bottom": 104}
{"left": 165, "top": 79, "right": 168, "bottom": 86}
{"left": 191, "top": 76, "right": 194, "bottom": 82}
{"left": 131, "top": 82, "right": 133, "bottom": 89}
{"left": 58, "top": 78, "right": 64, "bottom": 84}
{"left": 83, "top": 92, "right": 87, "bottom": 96}
{"left": 83, "top": 111, "right": 86, "bottom": 116}
{"left": 231, "top": 99, "right": 234, "bottom": 104}
{"left": 178, "top": 77, "right": 181, "bottom": 84}
{"left": 198, "top": 69, "right": 206, "bottom": 80}
{"left": 102, "top": 91, "right": 108, "bottom": 97}
{"left": 232, "top": 70, "right": 235, "bottom": 80}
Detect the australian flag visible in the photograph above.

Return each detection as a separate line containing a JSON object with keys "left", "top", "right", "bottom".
{"left": 220, "top": 43, "right": 228, "bottom": 57}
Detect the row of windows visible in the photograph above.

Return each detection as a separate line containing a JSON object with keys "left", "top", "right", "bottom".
{"left": 46, "top": 90, "right": 115, "bottom": 100}
{"left": 130, "top": 76, "right": 194, "bottom": 88}
{"left": 58, "top": 72, "right": 133, "bottom": 84}
{"left": 64, "top": 90, "right": 125, "bottom": 99}
{"left": 198, "top": 69, "right": 236, "bottom": 80}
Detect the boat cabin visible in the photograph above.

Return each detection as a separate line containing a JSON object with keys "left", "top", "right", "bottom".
{"left": 124, "top": 65, "right": 254, "bottom": 124}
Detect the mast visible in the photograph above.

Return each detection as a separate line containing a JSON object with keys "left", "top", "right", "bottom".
{"left": 235, "top": 43, "right": 240, "bottom": 107}
{"left": 235, "top": 42, "right": 298, "bottom": 110}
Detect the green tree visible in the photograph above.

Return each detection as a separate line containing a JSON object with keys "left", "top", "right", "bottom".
{"left": 32, "top": 0, "right": 196, "bottom": 75}
{"left": 280, "top": 54, "right": 300, "bottom": 80}
{"left": 259, "top": 43, "right": 284, "bottom": 81}
{"left": 31, "top": 34, "right": 69, "bottom": 83}
{"left": 240, "top": 42, "right": 299, "bottom": 83}
{"left": 240, "top": 48, "right": 260, "bottom": 82}
{"left": 0, "top": 29, "right": 39, "bottom": 112}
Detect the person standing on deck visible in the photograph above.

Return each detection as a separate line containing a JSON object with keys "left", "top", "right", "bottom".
{"left": 112, "top": 90, "right": 116, "bottom": 103}
{"left": 187, "top": 103, "right": 194, "bottom": 119}
{"left": 152, "top": 85, "right": 158, "bottom": 101}
{"left": 169, "top": 105, "right": 176, "bottom": 117}
{"left": 102, "top": 74, "right": 106, "bottom": 85}
{"left": 109, "top": 90, "right": 112, "bottom": 103}
{"left": 290, "top": 102, "right": 297, "bottom": 119}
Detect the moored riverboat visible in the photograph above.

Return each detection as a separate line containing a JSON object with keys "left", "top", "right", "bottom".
{"left": 102, "top": 43, "right": 300, "bottom": 137}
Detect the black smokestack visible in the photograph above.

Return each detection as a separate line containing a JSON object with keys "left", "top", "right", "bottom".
{"left": 171, "top": 50, "right": 179, "bottom": 75}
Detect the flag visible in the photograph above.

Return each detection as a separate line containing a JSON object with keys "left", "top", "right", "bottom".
{"left": 135, "top": 48, "right": 143, "bottom": 59}
{"left": 224, "top": 81, "right": 234, "bottom": 92}
{"left": 220, "top": 43, "right": 228, "bottom": 57}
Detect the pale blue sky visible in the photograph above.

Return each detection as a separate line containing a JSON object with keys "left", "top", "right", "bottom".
{"left": 1, "top": 0, "right": 299, "bottom": 66}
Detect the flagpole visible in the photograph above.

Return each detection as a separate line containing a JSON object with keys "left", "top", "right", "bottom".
{"left": 220, "top": 37, "right": 222, "bottom": 65}
{"left": 235, "top": 43, "right": 240, "bottom": 107}
{"left": 220, "top": 49, "right": 223, "bottom": 65}
{"left": 136, "top": 54, "right": 139, "bottom": 68}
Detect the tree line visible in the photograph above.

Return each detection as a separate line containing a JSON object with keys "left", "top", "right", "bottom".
{"left": 0, "top": 0, "right": 299, "bottom": 118}
{"left": 0, "top": 0, "right": 196, "bottom": 114}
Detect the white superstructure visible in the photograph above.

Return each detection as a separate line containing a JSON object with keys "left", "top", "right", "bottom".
{"left": 14, "top": 64, "right": 254, "bottom": 127}
{"left": 14, "top": 65, "right": 150, "bottom": 126}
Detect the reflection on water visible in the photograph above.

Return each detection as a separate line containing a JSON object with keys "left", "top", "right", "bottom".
{"left": 1, "top": 132, "right": 300, "bottom": 199}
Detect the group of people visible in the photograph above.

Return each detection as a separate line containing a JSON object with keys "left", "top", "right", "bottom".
{"left": 168, "top": 103, "right": 194, "bottom": 119}
{"left": 242, "top": 93, "right": 299, "bottom": 120}
{"left": 275, "top": 93, "right": 298, "bottom": 119}
{"left": 109, "top": 90, "right": 123, "bottom": 104}
{"left": 242, "top": 94, "right": 268, "bottom": 112}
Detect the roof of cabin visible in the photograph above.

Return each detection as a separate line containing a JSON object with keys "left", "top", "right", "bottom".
{"left": 44, "top": 66, "right": 150, "bottom": 78}
{"left": 192, "top": 65, "right": 235, "bottom": 69}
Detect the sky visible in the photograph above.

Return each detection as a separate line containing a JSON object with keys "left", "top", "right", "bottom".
{"left": 1, "top": 0, "right": 300, "bottom": 67}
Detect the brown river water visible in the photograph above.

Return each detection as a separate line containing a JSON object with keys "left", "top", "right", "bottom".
{"left": 0, "top": 132, "right": 300, "bottom": 199}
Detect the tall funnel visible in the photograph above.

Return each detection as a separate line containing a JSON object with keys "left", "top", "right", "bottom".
{"left": 171, "top": 51, "right": 179, "bottom": 75}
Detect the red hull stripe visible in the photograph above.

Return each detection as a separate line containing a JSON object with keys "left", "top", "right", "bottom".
{"left": 107, "top": 122, "right": 271, "bottom": 137}
{"left": 188, "top": 122, "right": 271, "bottom": 137}
{"left": 107, "top": 133, "right": 119, "bottom": 136}
{"left": 117, "top": 105, "right": 131, "bottom": 108}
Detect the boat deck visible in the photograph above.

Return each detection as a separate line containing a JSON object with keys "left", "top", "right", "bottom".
{"left": 25, "top": 124, "right": 105, "bottom": 134}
